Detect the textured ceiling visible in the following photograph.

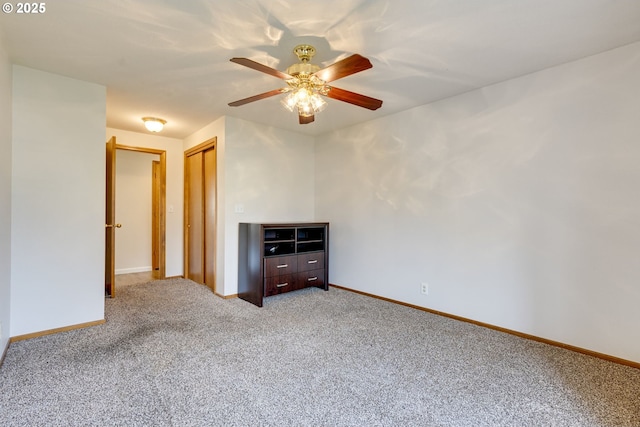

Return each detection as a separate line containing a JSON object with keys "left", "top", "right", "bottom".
{"left": 1, "top": 0, "right": 639, "bottom": 138}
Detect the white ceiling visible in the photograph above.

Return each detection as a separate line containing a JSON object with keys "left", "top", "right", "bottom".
{"left": 1, "top": 0, "right": 639, "bottom": 139}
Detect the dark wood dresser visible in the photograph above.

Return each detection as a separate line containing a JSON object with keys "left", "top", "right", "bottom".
{"left": 238, "top": 222, "right": 329, "bottom": 307}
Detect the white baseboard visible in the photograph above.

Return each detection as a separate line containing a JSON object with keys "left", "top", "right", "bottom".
{"left": 115, "top": 266, "right": 153, "bottom": 275}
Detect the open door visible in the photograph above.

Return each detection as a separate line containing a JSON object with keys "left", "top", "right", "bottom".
{"left": 152, "top": 160, "right": 161, "bottom": 273}
{"left": 105, "top": 136, "right": 118, "bottom": 297}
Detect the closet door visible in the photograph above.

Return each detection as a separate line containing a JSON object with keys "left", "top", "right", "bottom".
{"left": 186, "top": 151, "right": 204, "bottom": 284}
{"left": 203, "top": 148, "right": 217, "bottom": 289}
{"left": 184, "top": 138, "right": 217, "bottom": 292}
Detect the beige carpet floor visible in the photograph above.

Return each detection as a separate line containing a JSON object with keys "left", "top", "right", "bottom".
{"left": 1, "top": 278, "right": 639, "bottom": 426}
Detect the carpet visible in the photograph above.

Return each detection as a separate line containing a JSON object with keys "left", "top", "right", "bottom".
{"left": 1, "top": 278, "right": 639, "bottom": 426}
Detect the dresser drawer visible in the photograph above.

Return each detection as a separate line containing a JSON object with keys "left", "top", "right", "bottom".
{"left": 297, "top": 252, "right": 324, "bottom": 272}
{"left": 265, "top": 274, "right": 295, "bottom": 296}
{"left": 264, "top": 255, "right": 297, "bottom": 277}
{"left": 296, "top": 269, "right": 325, "bottom": 289}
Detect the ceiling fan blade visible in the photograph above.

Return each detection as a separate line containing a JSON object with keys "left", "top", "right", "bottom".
{"left": 325, "top": 86, "right": 383, "bottom": 110}
{"left": 230, "top": 58, "right": 293, "bottom": 80}
{"left": 228, "top": 88, "right": 288, "bottom": 107}
{"left": 314, "top": 54, "right": 373, "bottom": 83}
{"left": 299, "top": 114, "right": 314, "bottom": 124}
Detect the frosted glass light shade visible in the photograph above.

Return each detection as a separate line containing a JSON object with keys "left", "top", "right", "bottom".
{"left": 142, "top": 117, "right": 166, "bottom": 132}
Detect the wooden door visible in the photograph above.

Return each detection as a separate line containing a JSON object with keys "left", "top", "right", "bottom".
{"left": 105, "top": 136, "right": 116, "bottom": 297}
{"left": 186, "top": 152, "right": 204, "bottom": 284}
{"left": 151, "top": 160, "right": 160, "bottom": 273}
{"left": 203, "top": 148, "right": 217, "bottom": 289}
{"left": 184, "top": 138, "right": 217, "bottom": 292}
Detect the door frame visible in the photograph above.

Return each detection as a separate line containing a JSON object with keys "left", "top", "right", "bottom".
{"left": 116, "top": 143, "right": 168, "bottom": 280}
{"left": 184, "top": 137, "right": 217, "bottom": 292}
{"left": 105, "top": 137, "right": 117, "bottom": 297}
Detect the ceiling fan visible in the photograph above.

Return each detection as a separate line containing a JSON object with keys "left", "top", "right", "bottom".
{"left": 228, "top": 45, "right": 383, "bottom": 124}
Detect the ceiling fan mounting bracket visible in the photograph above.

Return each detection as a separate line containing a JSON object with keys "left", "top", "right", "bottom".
{"left": 293, "top": 44, "right": 316, "bottom": 62}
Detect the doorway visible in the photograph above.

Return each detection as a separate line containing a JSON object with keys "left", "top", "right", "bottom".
{"left": 114, "top": 150, "right": 161, "bottom": 276}
{"left": 184, "top": 137, "right": 217, "bottom": 293}
{"left": 105, "top": 138, "right": 167, "bottom": 297}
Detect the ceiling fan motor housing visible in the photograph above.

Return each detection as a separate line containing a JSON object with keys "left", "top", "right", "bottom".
{"left": 286, "top": 62, "right": 320, "bottom": 77}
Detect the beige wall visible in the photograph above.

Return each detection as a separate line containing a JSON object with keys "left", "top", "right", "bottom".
{"left": 315, "top": 42, "right": 640, "bottom": 363}
{"left": 11, "top": 66, "right": 106, "bottom": 337}
{"left": 0, "top": 28, "right": 12, "bottom": 350}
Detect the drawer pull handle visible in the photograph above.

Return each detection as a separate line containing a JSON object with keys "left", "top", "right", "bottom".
{"left": 276, "top": 264, "right": 288, "bottom": 268}
{"left": 276, "top": 282, "right": 289, "bottom": 288}
{"left": 307, "top": 260, "right": 318, "bottom": 264}
{"left": 308, "top": 277, "right": 318, "bottom": 281}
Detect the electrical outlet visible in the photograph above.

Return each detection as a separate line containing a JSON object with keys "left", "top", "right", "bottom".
{"left": 421, "top": 282, "right": 429, "bottom": 295}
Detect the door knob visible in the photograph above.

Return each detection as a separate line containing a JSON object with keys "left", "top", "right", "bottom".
{"left": 105, "top": 224, "right": 122, "bottom": 228}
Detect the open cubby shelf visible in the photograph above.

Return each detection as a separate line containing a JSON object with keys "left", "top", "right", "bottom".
{"left": 262, "top": 226, "right": 326, "bottom": 257}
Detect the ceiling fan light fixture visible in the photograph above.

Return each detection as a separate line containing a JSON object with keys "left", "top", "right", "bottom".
{"left": 142, "top": 117, "right": 166, "bottom": 132}
{"left": 281, "top": 87, "right": 326, "bottom": 116}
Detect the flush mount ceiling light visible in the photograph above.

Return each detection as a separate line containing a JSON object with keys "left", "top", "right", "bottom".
{"left": 228, "top": 45, "right": 382, "bottom": 124}
{"left": 142, "top": 117, "right": 166, "bottom": 132}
